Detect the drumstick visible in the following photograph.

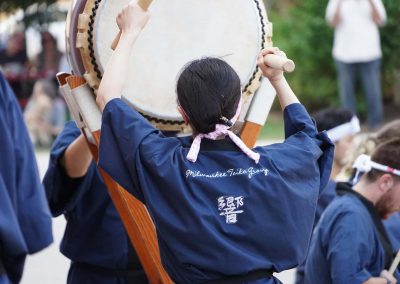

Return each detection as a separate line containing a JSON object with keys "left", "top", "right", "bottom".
{"left": 264, "top": 54, "right": 295, "bottom": 73}
{"left": 389, "top": 249, "right": 400, "bottom": 275}
{"left": 110, "top": 0, "right": 152, "bottom": 50}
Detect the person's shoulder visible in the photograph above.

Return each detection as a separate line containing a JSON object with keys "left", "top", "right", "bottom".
{"left": 331, "top": 193, "right": 361, "bottom": 208}
{"left": 322, "top": 194, "right": 363, "bottom": 220}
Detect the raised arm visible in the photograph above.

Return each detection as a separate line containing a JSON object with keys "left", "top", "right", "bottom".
{"left": 61, "top": 134, "right": 92, "bottom": 178}
{"left": 96, "top": 1, "right": 150, "bottom": 111}
{"left": 368, "top": 0, "right": 387, "bottom": 26}
{"left": 43, "top": 122, "right": 98, "bottom": 215}
{"left": 326, "top": 0, "right": 343, "bottom": 27}
{"left": 257, "top": 47, "right": 299, "bottom": 111}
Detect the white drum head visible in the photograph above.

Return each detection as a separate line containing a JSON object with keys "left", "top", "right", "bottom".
{"left": 81, "top": 0, "right": 269, "bottom": 129}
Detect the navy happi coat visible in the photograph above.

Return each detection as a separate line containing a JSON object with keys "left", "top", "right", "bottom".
{"left": 0, "top": 72, "right": 52, "bottom": 283}
{"left": 99, "top": 99, "right": 333, "bottom": 283}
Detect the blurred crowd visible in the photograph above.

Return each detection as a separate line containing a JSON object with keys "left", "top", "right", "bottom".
{"left": 0, "top": 0, "right": 400, "bottom": 283}
{"left": 0, "top": 30, "right": 66, "bottom": 147}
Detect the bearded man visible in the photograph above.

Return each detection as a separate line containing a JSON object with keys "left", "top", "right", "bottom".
{"left": 304, "top": 139, "right": 400, "bottom": 284}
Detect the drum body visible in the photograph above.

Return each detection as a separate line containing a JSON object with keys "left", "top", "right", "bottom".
{"left": 69, "top": 0, "right": 271, "bottom": 130}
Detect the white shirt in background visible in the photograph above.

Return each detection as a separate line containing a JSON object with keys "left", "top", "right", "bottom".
{"left": 326, "top": 0, "right": 386, "bottom": 63}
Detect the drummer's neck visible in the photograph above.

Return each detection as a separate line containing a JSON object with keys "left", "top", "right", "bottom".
{"left": 192, "top": 131, "right": 227, "bottom": 140}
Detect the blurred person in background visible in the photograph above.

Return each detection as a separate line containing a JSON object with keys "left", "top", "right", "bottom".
{"left": 0, "top": 32, "right": 31, "bottom": 109}
{"left": 312, "top": 108, "right": 360, "bottom": 222}
{"left": 302, "top": 119, "right": 400, "bottom": 282}
{"left": 34, "top": 31, "right": 62, "bottom": 80}
{"left": 42, "top": 123, "right": 148, "bottom": 284}
{"left": 339, "top": 119, "right": 400, "bottom": 183}
{"left": 304, "top": 139, "right": 400, "bottom": 284}
{"left": 347, "top": 119, "right": 400, "bottom": 281}
{"left": 326, "top": 0, "right": 387, "bottom": 130}
{"left": 42, "top": 45, "right": 146, "bottom": 282}
{"left": 24, "top": 79, "right": 66, "bottom": 147}
{"left": 0, "top": 71, "right": 53, "bottom": 284}
{"left": 295, "top": 107, "right": 360, "bottom": 284}
{"left": 378, "top": 120, "right": 400, "bottom": 281}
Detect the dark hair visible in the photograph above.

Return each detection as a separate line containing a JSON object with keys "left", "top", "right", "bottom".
{"left": 41, "top": 31, "right": 57, "bottom": 45}
{"left": 312, "top": 107, "right": 355, "bottom": 132}
{"left": 176, "top": 58, "right": 241, "bottom": 133}
{"left": 366, "top": 138, "right": 400, "bottom": 182}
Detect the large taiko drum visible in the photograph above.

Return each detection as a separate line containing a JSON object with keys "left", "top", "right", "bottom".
{"left": 62, "top": 2, "right": 274, "bottom": 281}
{"left": 66, "top": 0, "right": 272, "bottom": 131}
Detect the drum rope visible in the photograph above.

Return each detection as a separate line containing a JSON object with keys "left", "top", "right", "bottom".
{"left": 243, "top": 0, "right": 266, "bottom": 92}
{"left": 85, "top": 0, "right": 267, "bottom": 127}
{"left": 86, "top": 0, "right": 185, "bottom": 126}
{"left": 88, "top": 0, "right": 102, "bottom": 80}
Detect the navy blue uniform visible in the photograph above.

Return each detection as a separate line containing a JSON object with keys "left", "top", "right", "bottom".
{"left": 304, "top": 184, "right": 392, "bottom": 283}
{"left": 315, "top": 180, "right": 337, "bottom": 225}
{"left": 385, "top": 212, "right": 400, "bottom": 254}
{"left": 0, "top": 72, "right": 53, "bottom": 283}
{"left": 295, "top": 180, "right": 337, "bottom": 284}
{"left": 43, "top": 121, "right": 147, "bottom": 284}
{"left": 98, "top": 99, "right": 333, "bottom": 283}
{"left": 384, "top": 212, "right": 400, "bottom": 280}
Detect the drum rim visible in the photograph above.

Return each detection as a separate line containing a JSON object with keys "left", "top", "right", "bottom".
{"left": 66, "top": 0, "right": 87, "bottom": 75}
{"left": 78, "top": 0, "right": 268, "bottom": 129}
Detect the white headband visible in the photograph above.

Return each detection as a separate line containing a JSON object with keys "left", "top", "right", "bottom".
{"left": 326, "top": 116, "right": 360, "bottom": 142}
{"left": 352, "top": 154, "right": 400, "bottom": 176}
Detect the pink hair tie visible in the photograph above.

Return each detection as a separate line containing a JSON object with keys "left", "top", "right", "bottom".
{"left": 186, "top": 96, "right": 260, "bottom": 164}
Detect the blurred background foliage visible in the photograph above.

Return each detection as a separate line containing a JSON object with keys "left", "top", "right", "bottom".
{"left": 23, "top": 3, "right": 67, "bottom": 28}
{"left": 1, "top": 0, "right": 398, "bottom": 114}
{"left": 1, "top": 0, "right": 56, "bottom": 13}
{"left": 266, "top": 0, "right": 400, "bottom": 112}
{"left": 1, "top": 2, "right": 67, "bottom": 29}
{"left": 2, "top": 0, "right": 397, "bottom": 108}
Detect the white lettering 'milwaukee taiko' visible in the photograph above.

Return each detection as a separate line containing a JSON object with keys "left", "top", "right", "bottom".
{"left": 185, "top": 167, "right": 269, "bottom": 180}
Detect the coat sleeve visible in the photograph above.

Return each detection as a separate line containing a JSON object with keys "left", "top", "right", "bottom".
{"left": 43, "top": 121, "right": 97, "bottom": 216}
{"left": 0, "top": 72, "right": 53, "bottom": 258}
{"left": 373, "top": 0, "right": 387, "bottom": 24}
{"left": 325, "top": 0, "right": 340, "bottom": 23}
{"left": 273, "top": 103, "right": 334, "bottom": 193}
{"left": 98, "top": 99, "right": 179, "bottom": 202}
{"left": 326, "top": 211, "right": 374, "bottom": 283}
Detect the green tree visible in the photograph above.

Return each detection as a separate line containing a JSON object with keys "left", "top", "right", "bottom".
{"left": 381, "top": 0, "right": 400, "bottom": 99}
{"left": 1, "top": 1, "right": 66, "bottom": 29}
{"left": 1, "top": 0, "right": 56, "bottom": 13}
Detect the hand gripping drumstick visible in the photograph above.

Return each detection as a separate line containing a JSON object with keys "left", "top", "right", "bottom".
{"left": 263, "top": 54, "right": 295, "bottom": 73}
{"left": 111, "top": 0, "right": 152, "bottom": 50}
{"left": 389, "top": 249, "right": 400, "bottom": 275}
